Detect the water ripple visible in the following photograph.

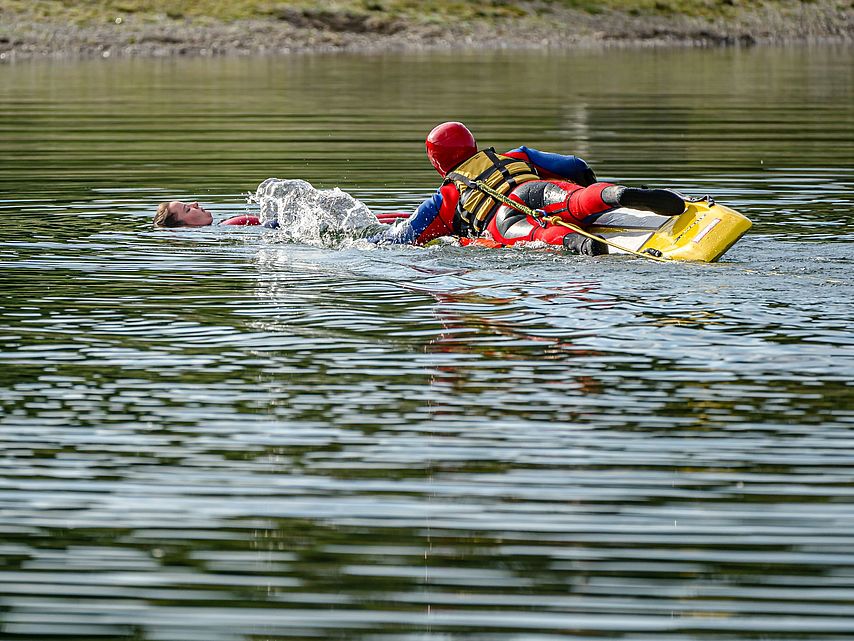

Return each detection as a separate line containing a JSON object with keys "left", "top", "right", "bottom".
{"left": 1, "top": 47, "right": 853, "bottom": 640}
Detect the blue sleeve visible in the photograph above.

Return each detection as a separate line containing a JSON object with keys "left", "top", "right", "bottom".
{"left": 367, "top": 190, "right": 444, "bottom": 245}
{"left": 511, "top": 146, "right": 592, "bottom": 184}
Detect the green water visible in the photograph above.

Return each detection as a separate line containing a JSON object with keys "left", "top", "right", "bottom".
{"left": 0, "top": 46, "right": 853, "bottom": 640}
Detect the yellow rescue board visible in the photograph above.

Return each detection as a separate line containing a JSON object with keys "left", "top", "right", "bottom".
{"left": 641, "top": 200, "right": 751, "bottom": 262}
{"left": 590, "top": 199, "right": 752, "bottom": 262}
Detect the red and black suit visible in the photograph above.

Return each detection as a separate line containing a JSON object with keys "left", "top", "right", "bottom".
{"left": 368, "top": 146, "right": 618, "bottom": 247}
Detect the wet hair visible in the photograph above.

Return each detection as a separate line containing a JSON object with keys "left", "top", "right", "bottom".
{"left": 153, "top": 202, "right": 182, "bottom": 228}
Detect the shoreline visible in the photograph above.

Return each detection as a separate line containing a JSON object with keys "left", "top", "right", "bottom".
{"left": 1, "top": 1, "right": 852, "bottom": 62}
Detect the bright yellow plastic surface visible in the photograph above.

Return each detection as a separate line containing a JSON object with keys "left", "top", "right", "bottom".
{"left": 638, "top": 200, "right": 752, "bottom": 262}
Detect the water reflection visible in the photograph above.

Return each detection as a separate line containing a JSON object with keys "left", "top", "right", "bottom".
{"left": 1, "top": 45, "right": 853, "bottom": 640}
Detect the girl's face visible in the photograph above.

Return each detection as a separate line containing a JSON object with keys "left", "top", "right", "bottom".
{"left": 168, "top": 201, "right": 213, "bottom": 227}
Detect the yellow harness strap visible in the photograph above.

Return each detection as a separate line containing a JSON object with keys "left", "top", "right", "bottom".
{"left": 472, "top": 180, "right": 672, "bottom": 263}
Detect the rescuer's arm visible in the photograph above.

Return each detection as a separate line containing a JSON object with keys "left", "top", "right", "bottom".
{"left": 367, "top": 185, "right": 457, "bottom": 245}
{"left": 506, "top": 146, "right": 597, "bottom": 186}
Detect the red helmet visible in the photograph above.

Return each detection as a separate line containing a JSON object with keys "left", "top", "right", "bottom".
{"left": 425, "top": 122, "right": 477, "bottom": 177}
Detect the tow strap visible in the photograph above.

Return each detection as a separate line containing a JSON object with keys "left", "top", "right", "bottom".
{"left": 471, "top": 180, "right": 673, "bottom": 263}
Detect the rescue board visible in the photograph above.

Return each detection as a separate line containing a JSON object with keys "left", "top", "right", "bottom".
{"left": 587, "top": 198, "right": 752, "bottom": 262}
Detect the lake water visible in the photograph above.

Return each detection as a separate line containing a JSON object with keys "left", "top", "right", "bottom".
{"left": 1, "top": 46, "right": 853, "bottom": 640}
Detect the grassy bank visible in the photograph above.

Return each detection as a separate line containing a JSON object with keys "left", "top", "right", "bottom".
{"left": 1, "top": 0, "right": 847, "bottom": 22}
{"left": 1, "top": 0, "right": 851, "bottom": 60}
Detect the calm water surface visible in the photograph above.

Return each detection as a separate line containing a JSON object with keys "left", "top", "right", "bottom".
{"left": 1, "top": 46, "right": 853, "bottom": 640}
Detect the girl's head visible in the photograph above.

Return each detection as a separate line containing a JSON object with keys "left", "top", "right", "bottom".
{"left": 154, "top": 201, "right": 213, "bottom": 227}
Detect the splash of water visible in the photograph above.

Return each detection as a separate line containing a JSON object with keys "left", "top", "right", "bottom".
{"left": 250, "top": 178, "right": 384, "bottom": 246}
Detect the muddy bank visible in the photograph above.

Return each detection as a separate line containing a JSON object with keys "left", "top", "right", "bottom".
{"left": 1, "top": 1, "right": 852, "bottom": 62}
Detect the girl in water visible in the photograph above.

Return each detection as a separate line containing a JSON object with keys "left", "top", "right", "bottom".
{"left": 153, "top": 201, "right": 267, "bottom": 228}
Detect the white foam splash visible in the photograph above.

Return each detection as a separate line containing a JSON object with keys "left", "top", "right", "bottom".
{"left": 250, "top": 178, "right": 382, "bottom": 246}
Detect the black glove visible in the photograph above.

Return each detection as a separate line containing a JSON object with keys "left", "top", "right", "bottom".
{"left": 562, "top": 233, "right": 608, "bottom": 256}
{"left": 578, "top": 167, "right": 598, "bottom": 187}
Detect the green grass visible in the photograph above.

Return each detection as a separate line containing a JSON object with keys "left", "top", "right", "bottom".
{"left": 0, "top": 0, "right": 830, "bottom": 24}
